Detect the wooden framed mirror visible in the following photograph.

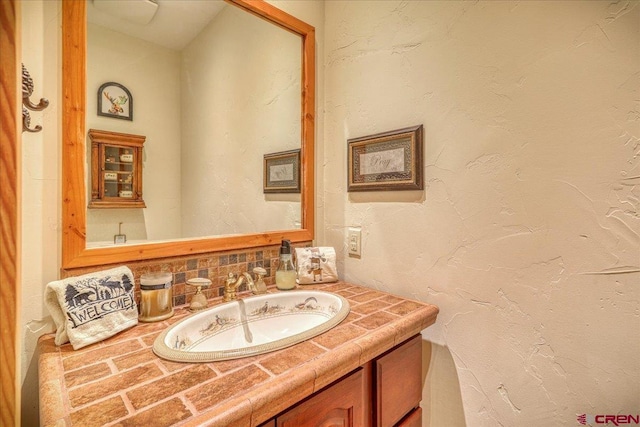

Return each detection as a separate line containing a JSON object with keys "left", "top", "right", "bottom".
{"left": 62, "top": 0, "right": 315, "bottom": 269}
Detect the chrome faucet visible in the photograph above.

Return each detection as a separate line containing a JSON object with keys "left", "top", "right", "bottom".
{"left": 223, "top": 269, "right": 268, "bottom": 302}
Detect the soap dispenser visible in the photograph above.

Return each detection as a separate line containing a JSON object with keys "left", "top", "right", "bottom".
{"left": 276, "top": 240, "right": 296, "bottom": 290}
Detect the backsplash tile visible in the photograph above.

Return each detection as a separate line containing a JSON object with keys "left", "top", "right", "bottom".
{"left": 61, "top": 242, "right": 311, "bottom": 310}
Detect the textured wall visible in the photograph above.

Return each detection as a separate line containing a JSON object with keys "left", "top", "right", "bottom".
{"left": 20, "top": 2, "right": 61, "bottom": 425}
{"left": 181, "top": 4, "right": 301, "bottom": 237}
{"left": 323, "top": 1, "right": 639, "bottom": 426}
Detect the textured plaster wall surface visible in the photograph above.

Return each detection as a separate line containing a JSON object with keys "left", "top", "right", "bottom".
{"left": 181, "top": 3, "right": 301, "bottom": 237}
{"left": 20, "top": 1, "right": 61, "bottom": 425}
{"left": 322, "top": 1, "right": 639, "bottom": 426}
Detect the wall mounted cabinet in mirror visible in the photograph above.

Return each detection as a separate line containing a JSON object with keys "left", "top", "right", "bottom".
{"left": 62, "top": 0, "right": 315, "bottom": 269}
{"left": 88, "top": 129, "right": 146, "bottom": 209}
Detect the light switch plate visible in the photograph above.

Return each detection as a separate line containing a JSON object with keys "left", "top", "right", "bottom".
{"left": 348, "top": 227, "right": 362, "bottom": 258}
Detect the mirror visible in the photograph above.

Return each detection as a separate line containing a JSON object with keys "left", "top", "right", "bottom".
{"left": 62, "top": 0, "right": 315, "bottom": 269}
{"left": 85, "top": 1, "right": 302, "bottom": 246}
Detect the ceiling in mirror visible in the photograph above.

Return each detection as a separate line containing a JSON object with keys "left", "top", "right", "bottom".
{"left": 88, "top": 0, "right": 226, "bottom": 49}
{"left": 85, "top": 0, "right": 302, "bottom": 247}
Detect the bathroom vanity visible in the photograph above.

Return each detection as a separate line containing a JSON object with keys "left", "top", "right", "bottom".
{"left": 38, "top": 282, "right": 438, "bottom": 426}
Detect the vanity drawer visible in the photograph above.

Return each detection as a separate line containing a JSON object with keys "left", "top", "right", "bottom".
{"left": 376, "top": 335, "right": 422, "bottom": 427}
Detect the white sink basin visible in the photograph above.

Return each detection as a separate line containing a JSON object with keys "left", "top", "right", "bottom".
{"left": 153, "top": 290, "right": 349, "bottom": 362}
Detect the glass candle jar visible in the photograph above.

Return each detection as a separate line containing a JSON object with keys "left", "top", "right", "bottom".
{"left": 139, "top": 272, "right": 174, "bottom": 322}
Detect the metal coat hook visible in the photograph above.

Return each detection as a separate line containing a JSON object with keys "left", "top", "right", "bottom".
{"left": 22, "top": 63, "right": 49, "bottom": 133}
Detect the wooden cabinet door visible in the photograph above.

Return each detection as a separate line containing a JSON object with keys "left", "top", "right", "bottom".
{"left": 277, "top": 367, "right": 370, "bottom": 427}
{"left": 396, "top": 407, "right": 422, "bottom": 427}
{"left": 376, "top": 335, "right": 422, "bottom": 427}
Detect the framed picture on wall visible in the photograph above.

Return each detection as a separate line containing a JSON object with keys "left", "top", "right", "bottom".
{"left": 97, "top": 82, "right": 133, "bottom": 121}
{"left": 263, "top": 149, "right": 301, "bottom": 193}
{"left": 347, "top": 125, "right": 423, "bottom": 192}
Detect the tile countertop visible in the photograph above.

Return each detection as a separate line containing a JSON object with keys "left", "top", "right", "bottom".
{"left": 38, "top": 281, "right": 439, "bottom": 427}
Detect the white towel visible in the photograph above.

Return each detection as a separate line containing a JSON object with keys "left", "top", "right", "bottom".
{"left": 45, "top": 266, "right": 138, "bottom": 350}
{"left": 295, "top": 247, "right": 338, "bottom": 284}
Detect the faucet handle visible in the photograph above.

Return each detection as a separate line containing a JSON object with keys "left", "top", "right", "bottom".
{"left": 226, "top": 272, "right": 236, "bottom": 285}
{"left": 252, "top": 267, "right": 268, "bottom": 294}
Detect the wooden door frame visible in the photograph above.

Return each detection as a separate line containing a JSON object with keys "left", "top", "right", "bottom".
{"left": 0, "top": 0, "right": 21, "bottom": 425}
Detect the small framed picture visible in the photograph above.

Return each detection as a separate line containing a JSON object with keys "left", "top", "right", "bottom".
{"left": 97, "top": 82, "right": 133, "bottom": 121}
{"left": 348, "top": 125, "right": 423, "bottom": 192}
{"left": 263, "top": 149, "right": 301, "bottom": 193}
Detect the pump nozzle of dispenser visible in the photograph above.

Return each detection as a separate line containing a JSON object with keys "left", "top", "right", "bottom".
{"left": 280, "top": 239, "right": 291, "bottom": 255}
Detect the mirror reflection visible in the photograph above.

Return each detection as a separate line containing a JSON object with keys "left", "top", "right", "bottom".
{"left": 85, "top": 0, "right": 302, "bottom": 247}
